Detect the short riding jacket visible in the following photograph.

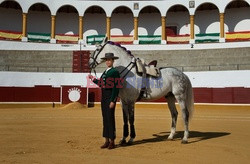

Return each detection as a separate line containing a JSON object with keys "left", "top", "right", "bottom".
{"left": 93, "top": 67, "right": 120, "bottom": 102}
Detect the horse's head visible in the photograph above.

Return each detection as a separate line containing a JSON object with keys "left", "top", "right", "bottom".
{"left": 88, "top": 37, "right": 108, "bottom": 70}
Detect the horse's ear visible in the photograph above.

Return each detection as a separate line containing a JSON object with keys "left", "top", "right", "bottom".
{"left": 95, "top": 42, "right": 100, "bottom": 47}
{"left": 95, "top": 43, "right": 100, "bottom": 48}
{"left": 102, "top": 36, "right": 108, "bottom": 44}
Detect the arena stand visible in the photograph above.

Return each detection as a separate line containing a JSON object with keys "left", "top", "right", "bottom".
{"left": 1, "top": 30, "right": 250, "bottom": 45}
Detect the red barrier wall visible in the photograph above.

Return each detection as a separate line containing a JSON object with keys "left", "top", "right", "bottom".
{"left": 0, "top": 86, "right": 60, "bottom": 102}
{"left": 0, "top": 87, "right": 250, "bottom": 104}
{"left": 89, "top": 87, "right": 250, "bottom": 104}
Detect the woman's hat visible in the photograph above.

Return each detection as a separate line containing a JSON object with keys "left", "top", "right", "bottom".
{"left": 101, "top": 53, "right": 119, "bottom": 60}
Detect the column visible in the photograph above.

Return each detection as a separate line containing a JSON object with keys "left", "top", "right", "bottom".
{"left": 161, "top": 16, "right": 166, "bottom": 44}
{"left": 50, "top": 15, "right": 56, "bottom": 43}
{"left": 79, "top": 16, "right": 84, "bottom": 44}
{"left": 133, "top": 17, "right": 138, "bottom": 44}
{"left": 220, "top": 13, "right": 225, "bottom": 42}
{"left": 190, "top": 15, "right": 195, "bottom": 44}
{"left": 106, "top": 17, "right": 111, "bottom": 40}
{"left": 21, "top": 13, "right": 27, "bottom": 42}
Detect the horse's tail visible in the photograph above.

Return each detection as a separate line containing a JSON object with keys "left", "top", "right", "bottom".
{"left": 186, "top": 78, "right": 194, "bottom": 119}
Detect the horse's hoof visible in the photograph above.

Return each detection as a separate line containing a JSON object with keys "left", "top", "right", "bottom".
{"left": 127, "top": 138, "right": 134, "bottom": 145}
{"left": 181, "top": 140, "right": 188, "bottom": 144}
{"left": 119, "top": 139, "right": 127, "bottom": 146}
{"left": 167, "top": 136, "right": 174, "bottom": 141}
{"left": 167, "top": 134, "right": 175, "bottom": 140}
{"left": 127, "top": 140, "right": 133, "bottom": 145}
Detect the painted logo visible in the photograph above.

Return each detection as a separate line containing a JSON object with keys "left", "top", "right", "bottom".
{"left": 68, "top": 87, "right": 81, "bottom": 102}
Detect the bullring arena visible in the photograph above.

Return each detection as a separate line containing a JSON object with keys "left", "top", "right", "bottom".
{"left": 1, "top": 0, "right": 250, "bottom": 163}
{"left": 1, "top": 104, "right": 250, "bottom": 163}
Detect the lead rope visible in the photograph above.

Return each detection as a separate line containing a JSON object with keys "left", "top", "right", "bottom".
{"left": 93, "top": 68, "right": 97, "bottom": 77}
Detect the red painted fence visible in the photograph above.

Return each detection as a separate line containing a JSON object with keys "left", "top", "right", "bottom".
{"left": 0, "top": 86, "right": 250, "bottom": 104}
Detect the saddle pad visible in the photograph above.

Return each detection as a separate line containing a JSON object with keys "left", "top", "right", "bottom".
{"left": 136, "top": 59, "right": 160, "bottom": 77}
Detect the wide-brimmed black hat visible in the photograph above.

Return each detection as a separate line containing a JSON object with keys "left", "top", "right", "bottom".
{"left": 101, "top": 53, "right": 119, "bottom": 60}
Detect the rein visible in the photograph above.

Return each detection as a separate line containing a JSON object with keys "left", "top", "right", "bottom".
{"left": 89, "top": 42, "right": 108, "bottom": 76}
{"left": 119, "top": 58, "right": 136, "bottom": 79}
{"left": 90, "top": 41, "right": 136, "bottom": 79}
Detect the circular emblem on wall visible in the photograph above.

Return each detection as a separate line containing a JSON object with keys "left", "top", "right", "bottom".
{"left": 68, "top": 87, "right": 82, "bottom": 102}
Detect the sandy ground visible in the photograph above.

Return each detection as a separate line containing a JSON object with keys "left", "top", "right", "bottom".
{"left": 0, "top": 104, "right": 250, "bottom": 164}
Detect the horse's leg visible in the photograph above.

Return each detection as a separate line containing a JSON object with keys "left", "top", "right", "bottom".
{"left": 120, "top": 100, "right": 129, "bottom": 145}
{"left": 165, "top": 94, "right": 178, "bottom": 140}
{"left": 175, "top": 95, "right": 189, "bottom": 144}
{"left": 127, "top": 102, "right": 136, "bottom": 145}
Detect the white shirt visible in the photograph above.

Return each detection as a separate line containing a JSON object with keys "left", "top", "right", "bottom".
{"left": 105, "top": 67, "right": 112, "bottom": 73}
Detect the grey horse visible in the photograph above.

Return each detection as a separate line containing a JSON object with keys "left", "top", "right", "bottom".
{"left": 89, "top": 38, "right": 194, "bottom": 144}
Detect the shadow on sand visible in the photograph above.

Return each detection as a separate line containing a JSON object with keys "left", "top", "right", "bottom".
{"left": 127, "top": 131, "right": 231, "bottom": 146}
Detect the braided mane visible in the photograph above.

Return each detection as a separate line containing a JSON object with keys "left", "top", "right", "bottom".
{"left": 107, "top": 41, "right": 134, "bottom": 58}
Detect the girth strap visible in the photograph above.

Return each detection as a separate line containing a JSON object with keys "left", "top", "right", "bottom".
{"left": 136, "top": 58, "right": 147, "bottom": 101}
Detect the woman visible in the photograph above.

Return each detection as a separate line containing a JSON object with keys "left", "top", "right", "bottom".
{"left": 88, "top": 52, "right": 120, "bottom": 149}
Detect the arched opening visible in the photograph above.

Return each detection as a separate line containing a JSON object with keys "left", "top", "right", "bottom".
{"left": 138, "top": 6, "right": 161, "bottom": 44}
{"left": 166, "top": 5, "right": 189, "bottom": 44}
{"left": 111, "top": 6, "right": 133, "bottom": 44}
{"left": 195, "top": 3, "right": 219, "bottom": 34}
{"left": 195, "top": 3, "right": 220, "bottom": 43}
{"left": 84, "top": 6, "right": 106, "bottom": 45}
{"left": 225, "top": 0, "right": 250, "bottom": 42}
{"left": 55, "top": 5, "right": 79, "bottom": 43}
{"left": 27, "top": 3, "right": 51, "bottom": 42}
{"left": 225, "top": 0, "right": 250, "bottom": 32}
{"left": 56, "top": 5, "right": 78, "bottom": 35}
{"left": 0, "top": 1, "right": 22, "bottom": 40}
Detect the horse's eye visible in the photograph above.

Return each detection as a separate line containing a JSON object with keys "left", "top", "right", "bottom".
{"left": 96, "top": 49, "right": 99, "bottom": 51}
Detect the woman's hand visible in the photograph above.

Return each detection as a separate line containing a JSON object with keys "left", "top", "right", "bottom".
{"left": 109, "top": 102, "right": 115, "bottom": 109}
{"left": 88, "top": 74, "right": 94, "bottom": 80}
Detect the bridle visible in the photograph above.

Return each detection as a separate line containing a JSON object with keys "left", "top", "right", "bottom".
{"left": 89, "top": 42, "right": 108, "bottom": 76}
{"left": 89, "top": 41, "right": 136, "bottom": 79}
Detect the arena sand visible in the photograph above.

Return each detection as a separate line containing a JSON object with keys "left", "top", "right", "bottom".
{"left": 0, "top": 104, "right": 250, "bottom": 163}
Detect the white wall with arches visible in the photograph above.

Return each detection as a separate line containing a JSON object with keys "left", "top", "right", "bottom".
{"left": 0, "top": 0, "right": 250, "bottom": 42}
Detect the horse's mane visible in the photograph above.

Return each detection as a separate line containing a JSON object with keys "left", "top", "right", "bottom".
{"left": 107, "top": 41, "right": 134, "bottom": 58}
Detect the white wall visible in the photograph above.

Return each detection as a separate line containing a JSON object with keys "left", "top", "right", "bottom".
{"left": 2, "top": 39, "right": 250, "bottom": 51}
{"left": 0, "top": 72, "right": 87, "bottom": 87}
{"left": 1, "top": 71, "right": 250, "bottom": 88}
